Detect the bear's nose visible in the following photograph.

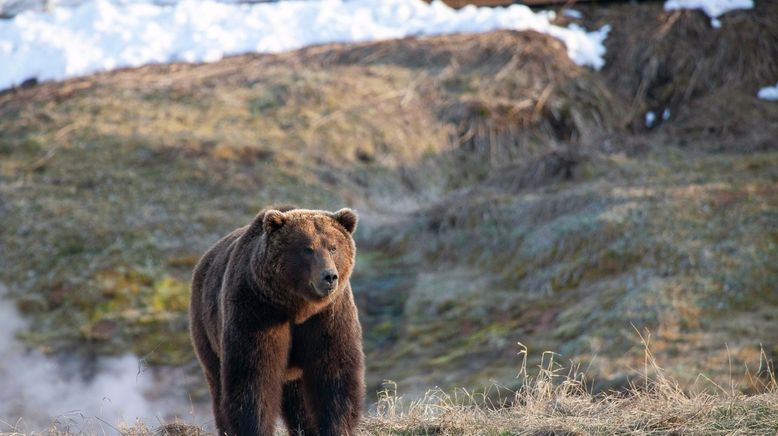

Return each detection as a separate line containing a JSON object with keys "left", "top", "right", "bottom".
{"left": 321, "top": 269, "right": 338, "bottom": 285}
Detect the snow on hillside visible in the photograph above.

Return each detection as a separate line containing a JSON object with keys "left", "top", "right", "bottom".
{"left": 664, "top": 0, "right": 754, "bottom": 28}
{"left": 0, "top": 0, "right": 609, "bottom": 91}
{"left": 758, "top": 83, "right": 778, "bottom": 101}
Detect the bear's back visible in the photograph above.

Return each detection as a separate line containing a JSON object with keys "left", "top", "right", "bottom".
{"left": 190, "top": 226, "right": 248, "bottom": 352}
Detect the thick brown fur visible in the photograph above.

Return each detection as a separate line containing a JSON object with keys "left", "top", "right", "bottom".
{"left": 190, "top": 205, "right": 365, "bottom": 436}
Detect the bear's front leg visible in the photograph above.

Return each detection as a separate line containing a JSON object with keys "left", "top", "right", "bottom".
{"left": 303, "top": 354, "right": 364, "bottom": 436}
{"left": 220, "top": 319, "right": 290, "bottom": 436}
{"left": 297, "top": 294, "right": 365, "bottom": 435}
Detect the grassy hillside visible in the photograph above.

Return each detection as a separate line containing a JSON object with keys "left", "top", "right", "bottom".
{"left": 0, "top": 0, "right": 777, "bottom": 428}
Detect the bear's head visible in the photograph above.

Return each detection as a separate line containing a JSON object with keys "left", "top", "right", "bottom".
{"left": 259, "top": 208, "right": 357, "bottom": 306}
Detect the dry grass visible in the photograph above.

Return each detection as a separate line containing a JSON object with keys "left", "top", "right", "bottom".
{"left": 361, "top": 345, "right": 778, "bottom": 435}
{"left": 590, "top": 0, "right": 778, "bottom": 134}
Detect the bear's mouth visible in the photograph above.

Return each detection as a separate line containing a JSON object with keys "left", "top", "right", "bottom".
{"left": 309, "top": 281, "right": 335, "bottom": 298}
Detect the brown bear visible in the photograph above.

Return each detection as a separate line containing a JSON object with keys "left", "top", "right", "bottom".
{"left": 189, "top": 206, "right": 364, "bottom": 436}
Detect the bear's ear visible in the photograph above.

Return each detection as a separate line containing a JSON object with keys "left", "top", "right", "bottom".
{"left": 332, "top": 208, "right": 358, "bottom": 234}
{"left": 263, "top": 209, "right": 286, "bottom": 234}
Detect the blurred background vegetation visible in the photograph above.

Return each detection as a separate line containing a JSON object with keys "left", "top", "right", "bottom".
{"left": 0, "top": 0, "right": 776, "bottom": 420}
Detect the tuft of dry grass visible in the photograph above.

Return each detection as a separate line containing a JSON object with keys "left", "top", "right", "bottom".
{"left": 360, "top": 383, "right": 778, "bottom": 435}
{"left": 360, "top": 341, "right": 778, "bottom": 435}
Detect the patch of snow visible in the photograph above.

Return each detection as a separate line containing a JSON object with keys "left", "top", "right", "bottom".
{"left": 0, "top": 0, "right": 611, "bottom": 91}
{"left": 757, "top": 83, "right": 778, "bottom": 101}
{"left": 564, "top": 22, "right": 610, "bottom": 69}
{"left": 664, "top": 0, "right": 753, "bottom": 27}
{"left": 562, "top": 8, "right": 582, "bottom": 19}
{"left": 645, "top": 111, "right": 656, "bottom": 128}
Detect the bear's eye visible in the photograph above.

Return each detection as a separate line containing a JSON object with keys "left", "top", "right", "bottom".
{"left": 329, "top": 246, "right": 337, "bottom": 253}
{"left": 304, "top": 247, "right": 315, "bottom": 254}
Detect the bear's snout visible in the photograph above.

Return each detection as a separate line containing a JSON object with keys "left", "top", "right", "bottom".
{"left": 319, "top": 269, "right": 338, "bottom": 293}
